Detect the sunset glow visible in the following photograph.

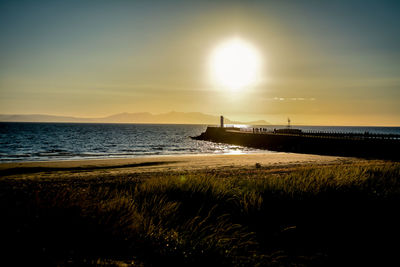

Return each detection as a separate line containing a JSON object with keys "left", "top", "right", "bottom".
{"left": 210, "top": 38, "right": 261, "bottom": 91}
{"left": 0, "top": 1, "right": 399, "bottom": 126}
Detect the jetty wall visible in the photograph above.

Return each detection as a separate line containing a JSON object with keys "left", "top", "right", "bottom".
{"left": 193, "top": 127, "right": 400, "bottom": 160}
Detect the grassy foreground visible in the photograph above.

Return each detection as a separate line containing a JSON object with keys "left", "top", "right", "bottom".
{"left": 1, "top": 161, "right": 399, "bottom": 266}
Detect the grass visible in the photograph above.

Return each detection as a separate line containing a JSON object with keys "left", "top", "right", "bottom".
{"left": 1, "top": 161, "right": 399, "bottom": 266}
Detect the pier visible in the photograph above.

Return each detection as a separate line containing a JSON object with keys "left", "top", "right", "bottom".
{"left": 193, "top": 126, "right": 400, "bottom": 160}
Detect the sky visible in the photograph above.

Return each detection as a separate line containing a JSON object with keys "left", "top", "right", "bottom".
{"left": 0, "top": 0, "right": 399, "bottom": 126}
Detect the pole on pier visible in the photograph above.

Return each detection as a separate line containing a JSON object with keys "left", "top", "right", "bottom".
{"left": 220, "top": 115, "right": 224, "bottom": 128}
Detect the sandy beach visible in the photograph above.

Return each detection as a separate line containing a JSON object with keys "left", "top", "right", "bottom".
{"left": 0, "top": 152, "right": 353, "bottom": 179}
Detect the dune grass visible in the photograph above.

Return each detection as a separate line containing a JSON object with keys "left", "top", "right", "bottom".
{"left": 1, "top": 161, "right": 399, "bottom": 266}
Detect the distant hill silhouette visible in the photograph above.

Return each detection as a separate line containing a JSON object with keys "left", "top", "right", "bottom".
{"left": 0, "top": 112, "right": 269, "bottom": 125}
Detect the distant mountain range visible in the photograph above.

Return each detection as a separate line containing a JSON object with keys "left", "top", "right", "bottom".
{"left": 0, "top": 112, "right": 269, "bottom": 125}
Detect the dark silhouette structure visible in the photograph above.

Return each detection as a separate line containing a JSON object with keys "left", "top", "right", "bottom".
{"left": 193, "top": 127, "right": 400, "bottom": 160}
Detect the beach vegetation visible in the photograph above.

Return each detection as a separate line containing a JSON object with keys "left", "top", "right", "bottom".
{"left": 1, "top": 161, "right": 399, "bottom": 265}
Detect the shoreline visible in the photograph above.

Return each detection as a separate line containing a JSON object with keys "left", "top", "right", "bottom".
{"left": 0, "top": 152, "right": 352, "bottom": 178}
{"left": 0, "top": 150, "right": 269, "bottom": 164}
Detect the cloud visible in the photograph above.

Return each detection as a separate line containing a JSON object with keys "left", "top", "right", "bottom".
{"left": 271, "top": 97, "right": 316, "bottom": 101}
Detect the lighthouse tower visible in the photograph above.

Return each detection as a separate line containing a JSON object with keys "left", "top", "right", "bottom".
{"left": 220, "top": 116, "right": 224, "bottom": 128}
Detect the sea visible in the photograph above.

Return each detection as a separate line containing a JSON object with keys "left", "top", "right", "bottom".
{"left": 1, "top": 122, "right": 400, "bottom": 162}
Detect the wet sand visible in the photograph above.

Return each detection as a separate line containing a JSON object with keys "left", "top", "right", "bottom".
{"left": 0, "top": 152, "right": 355, "bottom": 179}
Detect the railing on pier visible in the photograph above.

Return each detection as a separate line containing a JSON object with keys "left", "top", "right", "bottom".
{"left": 237, "top": 127, "right": 400, "bottom": 141}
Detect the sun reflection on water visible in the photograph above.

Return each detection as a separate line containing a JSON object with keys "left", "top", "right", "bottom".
{"left": 224, "top": 149, "right": 246, "bottom": 155}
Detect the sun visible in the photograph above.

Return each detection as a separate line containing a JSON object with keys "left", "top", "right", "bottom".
{"left": 210, "top": 37, "right": 262, "bottom": 91}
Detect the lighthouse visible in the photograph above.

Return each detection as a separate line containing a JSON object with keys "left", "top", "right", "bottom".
{"left": 220, "top": 116, "right": 224, "bottom": 128}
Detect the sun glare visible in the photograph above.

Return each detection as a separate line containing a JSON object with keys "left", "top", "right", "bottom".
{"left": 210, "top": 38, "right": 262, "bottom": 91}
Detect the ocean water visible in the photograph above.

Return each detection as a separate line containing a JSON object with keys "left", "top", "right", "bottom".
{"left": 1, "top": 122, "right": 399, "bottom": 162}
{"left": 0, "top": 122, "right": 262, "bottom": 162}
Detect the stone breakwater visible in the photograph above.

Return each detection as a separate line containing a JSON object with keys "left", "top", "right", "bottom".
{"left": 192, "top": 127, "right": 400, "bottom": 160}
